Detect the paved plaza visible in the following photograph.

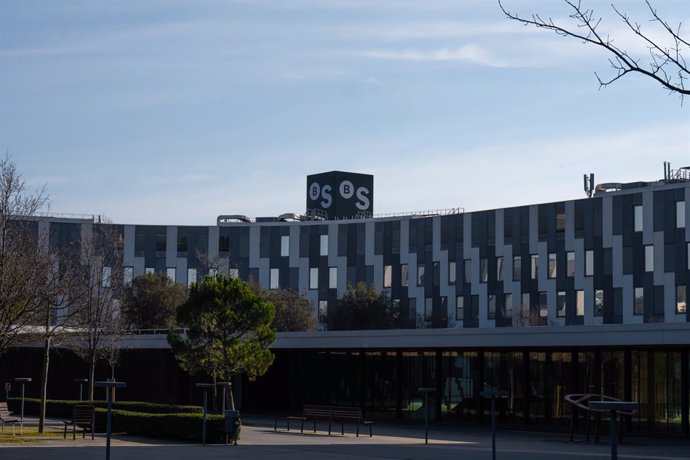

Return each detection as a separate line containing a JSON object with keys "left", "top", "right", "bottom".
{"left": 1, "top": 417, "right": 688, "bottom": 460}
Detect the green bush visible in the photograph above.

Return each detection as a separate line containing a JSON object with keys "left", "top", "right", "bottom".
{"left": 7, "top": 398, "right": 202, "bottom": 418}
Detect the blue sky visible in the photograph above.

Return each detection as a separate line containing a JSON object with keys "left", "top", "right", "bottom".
{"left": 2, "top": 0, "right": 689, "bottom": 225}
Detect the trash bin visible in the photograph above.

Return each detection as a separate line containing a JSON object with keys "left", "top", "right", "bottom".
{"left": 224, "top": 410, "right": 241, "bottom": 445}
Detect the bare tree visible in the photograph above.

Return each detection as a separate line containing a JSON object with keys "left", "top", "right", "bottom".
{"left": 0, "top": 155, "right": 50, "bottom": 356}
{"left": 67, "top": 222, "right": 127, "bottom": 401}
{"left": 499, "top": 0, "right": 689, "bottom": 100}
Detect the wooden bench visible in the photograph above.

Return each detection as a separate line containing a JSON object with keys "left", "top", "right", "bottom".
{"left": 63, "top": 404, "right": 95, "bottom": 440}
{"left": 275, "top": 404, "right": 374, "bottom": 437}
{"left": 0, "top": 402, "right": 18, "bottom": 435}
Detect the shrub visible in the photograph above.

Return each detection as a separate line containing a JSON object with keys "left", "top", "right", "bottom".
{"left": 7, "top": 398, "right": 202, "bottom": 418}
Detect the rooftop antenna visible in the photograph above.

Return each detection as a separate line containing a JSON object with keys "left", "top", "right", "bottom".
{"left": 663, "top": 161, "right": 671, "bottom": 181}
{"left": 584, "top": 173, "right": 595, "bottom": 198}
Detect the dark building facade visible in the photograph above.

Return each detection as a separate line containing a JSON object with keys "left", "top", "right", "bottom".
{"left": 3, "top": 173, "right": 690, "bottom": 436}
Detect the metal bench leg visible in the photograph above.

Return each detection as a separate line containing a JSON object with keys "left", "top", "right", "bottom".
{"left": 63, "top": 424, "right": 67, "bottom": 439}
{"left": 369, "top": 425, "right": 372, "bottom": 437}
{"left": 313, "top": 421, "right": 316, "bottom": 433}
{"left": 341, "top": 423, "right": 344, "bottom": 435}
{"left": 328, "top": 421, "right": 332, "bottom": 436}
{"left": 356, "top": 424, "right": 359, "bottom": 437}
{"left": 73, "top": 425, "right": 76, "bottom": 440}
{"left": 585, "top": 411, "right": 591, "bottom": 442}
{"left": 287, "top": 419, "right": 290, "bottom": 431}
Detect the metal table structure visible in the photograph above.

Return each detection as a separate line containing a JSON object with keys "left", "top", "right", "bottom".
{"left": 588, "top": 400, "right": 639, "bottom": 460}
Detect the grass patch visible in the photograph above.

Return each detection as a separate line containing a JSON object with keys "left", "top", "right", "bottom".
{"left": 0, "top": 425, "right": 65, "bottom": 443}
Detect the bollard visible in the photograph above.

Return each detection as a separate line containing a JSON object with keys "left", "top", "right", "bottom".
{"left": 95, "top": 381, "right": 127, "bottom": 460}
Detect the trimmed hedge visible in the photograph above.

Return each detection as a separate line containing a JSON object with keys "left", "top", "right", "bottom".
{"left": 7, "top": 398, "right": 202, "bottom": 418}
{"left": 6, "top": 398, "right": 234, "bottom": 444}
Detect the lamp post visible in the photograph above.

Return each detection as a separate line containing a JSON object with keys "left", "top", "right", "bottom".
{"left": 481, "top": 389, "right": 508, "bottom": 460}
{"left": 95, "top": 381, "right": 127, "bottom": 460}
{"left": 195, "top": 383, "right": 215, "bottom": 445}
{"left": 74, "top": 378, "right": 88, "bottom": 401}
{"left": 14, "top": 378, "right": 31, "bottom": 435}
{"left": 418, "top": 387, "right": 436, "bottom": 445}
{"left": 588, "top": 401, "right": 639, "bottom": 460}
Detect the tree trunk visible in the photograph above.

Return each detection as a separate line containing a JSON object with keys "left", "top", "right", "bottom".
{"left": 38, "top": 335, "right": 51, "bottom": 434}
{"left": 88, "top": 358, "right": 96, "bottom": 401}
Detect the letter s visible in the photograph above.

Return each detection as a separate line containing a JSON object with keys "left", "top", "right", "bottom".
{"left": 321, "top": 185, "right": 332, "bottom": 208}
{"left": 355, "top": 187, "right": 370, "bottom": 210}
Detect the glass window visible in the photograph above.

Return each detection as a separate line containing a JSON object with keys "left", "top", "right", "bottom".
{"left": 676, "top": 285, "right": 687, "bottom": 314}
{"left": 124, "top": 267, "right": 133, "bottom": 286}
{"left": 496, "top": 257, "right": 504, "bottom": 282}
{"left": 488, "top": 295, "right": 496, "bottom": 320}
{"left": 504, "top": 293, "right": 513, "bottom": 319}
{"left": 318, "top": 300, "right": 328, "bottom": 321}
{"left": 556, "top": 212, "right": 566, "bottom": 232}
{"left": 383, "top": 265, "right": 392, "bottom": 288}
{"left": 585, "top": 250, "right": 594, "bottom": 276}
{"left": 464, "top": 259, "right": 471, "bottom": 283}
{"left": 156, "top": 234, "right": 166, "bottom": 252}
{"left": 677, "top": 201, "right": 686, "bottom": 229}
{"left": 281, "top": 235, "right": 289, "bottom": 257}
{"left": 167, "top": 267, "right": 176, "bottom": 282}
{"left": 229, "top": 267, "right": 238, "bottom": 278}
{"left": 480, "top": 258, "right": 488, "bottom": 283}
{"left": 309, "top": 267, "right": 318, "bottom": 289}
{"left": 456, "top": 296, "right": 464, "bottom": 321}
{"left": 539, "top": 291, "right": 547, "bottom": 318}
{"left": 634, "top": 287, "right": 644, "bottom": 315}
{"left": 320, "top": 234, "right": 328, "bottom": 256}
{"left": 634, "top": 205, "right": 643, "bottom": 232}
{"left": 433, "top": 262, "right": 440, "bottom": 285}
{"left": 417, "top": 265, "right": 425, "bottom": 286}
{"left": 645, "top": 245, "right": 654, "bottom": 272}
{"left": 424, "top": 298, "right": 432, "bottom": 321}
{"left": 594, "top": 289, "right": 604, "bottom": 316}
{"left": 521, "top": 293, "right": 530, "bottom": 321}
{"left": 145, "top": 267, "right": 155, "bottom": 274}
{"left": 401, "top": 264, "right": 409, "bottom": 287}
{"left": 513, "top": 256, "right": 521, "bottom": 281}
{"left": 448, "top": 261, "right": 456, "bottom": 285}
{"left": 270, "top": 268, "right": 279, "bottom": 289}
{"left": 557, "top": 291, "right": 566, "bottom": 317}
{"left": 576, "top": 290, "right": 584, "bottom": 317}
{"left": 187, "top": 268, "right": 197, "bottom": 288}
{"left": 548, "top": 253, "right": 556, "bottom": 278}
{"left": 177, "top": 235, "right": 187, "bottom": 253}
{"left": 102, "top": 266, "right": 111, "bottom": 288}
{"left": 329, "top": 267, "right": 337, "bottom": 289}
{"left": 567, "top": 251, "right": 575, "bottom": 277}
{"left": 530, "top": 254, "right": 538, "bottom": 280}
{"left": 409, "top": 298, "right": 417, "bottom": 321}
{"left": 219, "top": 235, "right": 230, "bottom": 252}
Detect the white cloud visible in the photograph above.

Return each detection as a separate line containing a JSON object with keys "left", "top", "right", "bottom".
{"left": 353, "top": 44, "right": 510, "bottom": 67}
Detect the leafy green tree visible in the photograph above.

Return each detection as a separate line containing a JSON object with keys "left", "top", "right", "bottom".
{"left": 168, "top": 275, "right": 276, "bottom": 409}
{"left": 328, "top": 282, "right": 400, "bottom": 331}
{"left": 122, "top": 273, "right": 188, "bottom": 329}
{"left": 247, "top": 281, "right": 316, "bottom": 332}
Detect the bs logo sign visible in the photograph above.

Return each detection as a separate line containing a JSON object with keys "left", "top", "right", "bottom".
{"left": 307, "top": 172, "right": 373, "bottom": 218}
{"left": 309, "top": 180, "right": 371, "bottom": 210}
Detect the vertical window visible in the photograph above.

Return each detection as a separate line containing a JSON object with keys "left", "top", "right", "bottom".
{"left": 409, "top": 298, "right": 417, "bottom": 321}
{"left": 676, "top": 285, "right": 687, "bottom": 314}
{"left": 645, "top": 245, "right": 654, "bottom": 272}
{"left": 585, "top": 250, "right": 594, "bottom": 277}
{"left": 634, "top": 287, "right": 644, "bottom": 315}
{"left": 320, "top": 234, "right": 328, "bottom": 256}
{"left": 383, "top": 265, "right": 392, "bottom": 288}
{"left": 567, "top": 252, "right": 575, "bottom": 277}
{"left": 280, "top": 235, "right": 289, "bottom": 257}
{"left": 521, "top": 293, "right": 530, "bottom": 320}
{"left": 187, "top": 268, "right": 197, "bottom": 288}
{"left": 329, "top": 267, "right": 337, "bottom": 289}
{"left": 594, "top": 289, "right": 604, "bottom": 316}
{"left": 417, "top": 266, "right": 425, "bottom": 286}
{"left": 433, "top": 262, "right": 440, "bottom": 285}
{"left": 124, "top": 267, "right": 133, "bottom": 286}
{"left": 530, "top": 254, "right": 538, "bottom": 280}
{"left": 504, "top": 293, "right": 513, "bottom": 319}
{"left": 456, "top": 296, "right": 464, "bottom": 321}
{"left": 166, "top": 268, "right": 176, "bottom": 282}
{"left": 539, "top": 291, "right": 547, "bottom": 318}
{"left": 464, "top": 259, "right": 471, "bottom": 283}
{"left": 634, "top": 205, "right": 643, "bottom": 232}
{"left": 145, "top": 267, "right": 155, "bottom": 274}
{"left": 177, "top": 235, "right": 187, "bottom": 253}
{"left": 219, "top": 235, "right": 230, "bottom": 252}
{"left": 448, "top": 261, "right": 456, "bottom": 285}
{"left": 309, "top": 268, "right": 318, "bottom": 289}
{"left": 576, "top": 290, "right": 584, "bottom": 317}
{"left": 102, "top": 266, "right": 111, "bottom": 288}
{"left": 513, "top": 256, "right": 521, "bottom": 281}
{"left": 424, "top": 298, "right": 432, "bottom": 321}
{"left": 557, "top": 291, "right": 566, "bottom": 317}
{"left": 270, "top": 268, "right": 279, "bottom": 289}
{"left": 488, "top": 295, "right": 496, "bottom": 320}
{"left": 677, "top": 201, "right": 686, "bottom": 229}
{"left": 548, "top": 253, "right": 556, "bottom": 279}
{"left": 480, "top": 258, "right": 488, "bottom": 283}
{"left": 496, "top": 257, "right": 504, "bottom": 282}
{"left": 156, "top": 234, "right": 166, "bottom": 252}
{"left": 318, "top": 300, "right": 328, "bottom": 321}
{"left": 401, "top": 264, "right": 409, "bottom": 287}
{"left": 229, "top": 267, "right": 238, "bottom": 278}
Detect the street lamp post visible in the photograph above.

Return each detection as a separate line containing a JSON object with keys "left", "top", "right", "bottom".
{"left": 95, "top": 381, "right": 127, "bottom": 460}
{"left": 418, "top": 387, "right": 436, "bottom": 445}
{"left": 74, "top": 378, "right": 88, "bottom": 401}
{"left": 195, "top": 383, "right": 215, "bottom": 446}
{"left": 14, "top": 378, "right": 32, "bottom": 435}
{"left": 481, "top": 389, "right": 508, "bottom": 460}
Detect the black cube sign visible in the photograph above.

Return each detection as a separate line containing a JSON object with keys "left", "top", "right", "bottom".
{"left": 306, "top": 171, "right": 373, "bottom": 219}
